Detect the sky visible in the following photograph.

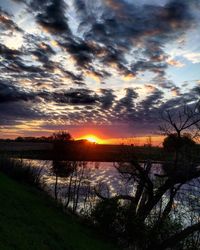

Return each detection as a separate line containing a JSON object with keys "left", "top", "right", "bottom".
{"left": 0, "top": 0, "right": 200, "bottom": 144}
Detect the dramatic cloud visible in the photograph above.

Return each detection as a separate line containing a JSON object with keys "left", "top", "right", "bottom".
{"left": 30, "top": 0, "right": 70, "bottom": 34}
{"left": 0, "top": 0, "right": 200, "bottom": 138}
{"left": 0, "top": 80, "right": 36, "bottom": 103}
{"left": 0, "top": 7, "right": 22, "bottom": 32}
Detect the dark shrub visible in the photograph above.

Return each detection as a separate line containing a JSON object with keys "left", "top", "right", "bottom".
{"left": 0, "top": 156, "right": 42, "bottom": 187}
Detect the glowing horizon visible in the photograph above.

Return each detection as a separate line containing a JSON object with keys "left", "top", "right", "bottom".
{"left": 75, "top": 134, "right": 164, "bottom": 146}
{"left": 76, "top": 135, "right": 103, "bottom": 144}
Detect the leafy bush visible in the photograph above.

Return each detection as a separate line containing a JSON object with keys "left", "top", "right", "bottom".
{"left": 91, "top": 199, "right": 122, "bottom": 233}
{"left": 163, "top": 134, "right": 196, "bottom": 153}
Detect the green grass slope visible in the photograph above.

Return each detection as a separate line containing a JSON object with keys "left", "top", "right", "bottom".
{"left": 0, "top": 173, "right": 117, "bottom": 250}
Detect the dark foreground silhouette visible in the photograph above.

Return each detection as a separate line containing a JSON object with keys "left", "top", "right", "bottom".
{"left": 0, "top": 173, "right": 117, "bottom": 250}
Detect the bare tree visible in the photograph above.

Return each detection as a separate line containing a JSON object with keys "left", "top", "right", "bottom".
{"left": 159, "top": 101, "right": 200, "bottom": 139}
{"left": 94, "top": 101, "right": 200, "bottom": 250}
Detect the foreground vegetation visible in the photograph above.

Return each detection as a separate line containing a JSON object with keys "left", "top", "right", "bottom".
{"left": 0, "top": 172, "right": 117, "bottom": 250}
{"left": 1, "top": 102, "right": 200, "bottom": 250}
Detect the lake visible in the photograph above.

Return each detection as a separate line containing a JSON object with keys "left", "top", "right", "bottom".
{"left": 18, "top": 159, "right": 200, "bottom": 219}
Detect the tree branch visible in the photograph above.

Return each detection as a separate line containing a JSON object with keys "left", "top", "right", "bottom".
{"left": 154, "top": 222, "right": 200, "bottom": 250}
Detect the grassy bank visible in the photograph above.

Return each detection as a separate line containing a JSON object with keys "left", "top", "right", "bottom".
{"left": 0, "top": 173, "right": 117, "bottom": 250}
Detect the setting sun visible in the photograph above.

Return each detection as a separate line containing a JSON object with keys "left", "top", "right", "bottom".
{"left": 79, "top": 135, "right": 102, "bottom": 144}
{"left": 86, "top": 137, "right": 97, "bottom": 143}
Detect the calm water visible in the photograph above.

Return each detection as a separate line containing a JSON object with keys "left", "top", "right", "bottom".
{"left": 25, "top": 160, "right": 123, "bottom": 192}
{"left": 19, "top": 159, "right": 200, "bottom": 218}
{"left": 21, "top": 160, "right": 129, "bottom": 212}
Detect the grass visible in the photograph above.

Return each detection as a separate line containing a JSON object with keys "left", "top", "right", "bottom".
{"left": 0, "top": 173, "right": 117, "bottom": 250}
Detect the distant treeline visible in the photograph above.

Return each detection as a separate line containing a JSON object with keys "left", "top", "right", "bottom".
{"left": 0, "top": 131, "right": 77, "bottom": 143}
{"left": 0, "top": 137, "right": 57, "bottom": 143}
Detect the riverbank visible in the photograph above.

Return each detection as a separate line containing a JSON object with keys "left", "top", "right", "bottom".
{"left": 0, "top": 173, "right": 117, "bottom": 250}
{"left": 0, "top": 141, "right": 164, "bottom": 162}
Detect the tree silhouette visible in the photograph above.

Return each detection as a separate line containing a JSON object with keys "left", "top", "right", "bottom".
{"left": 52, "top": 131, "right": 73, "bottom": 142}
{"left": 94, "top": 101, "right": 200, "bottom": 250}
{"left": 160, "top": 101, "right": 200, "bottom": 139}
{"left": 51, "top": 161, "right": 74, "bottom": 201}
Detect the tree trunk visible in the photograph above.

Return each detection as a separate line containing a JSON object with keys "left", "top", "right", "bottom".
{"left": 54, "top": 174, "right": 58, "bottom": 201}
{"left": 65, "top": 173, "right": 73, "bottom": 208}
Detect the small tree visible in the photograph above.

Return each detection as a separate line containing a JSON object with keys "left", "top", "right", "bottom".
{"left": 52, "top": 131, "right": 73, "bottom": 142}
{"left": 163, "top": 133, "right": 197, "bottom": 163}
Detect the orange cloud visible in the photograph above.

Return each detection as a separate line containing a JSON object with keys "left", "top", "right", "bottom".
{"left": 171, "top": 88, "right": 180, "bottom": 96}
{"left": 105, "top": 0, "right": 123, "bottom": 11}
{"left": 103, "top": 136, "right": 164, "bottom": 146}
{"left": 85, "top": 71, "right": 101, "bottom": 83}
{"left": 123, "top": 73, "right": 136, "bottom": 81}
{"left": 39, "top": 43, "right": 48, "bottom": 50}
{"left": 167, "top": 59, "right": 185, "bottom": 68}
{"left": 144, "top": 84, "right": 157, "bottom": 93}
{"left": 0, "top": 14, "right": 9, "bottom": 23}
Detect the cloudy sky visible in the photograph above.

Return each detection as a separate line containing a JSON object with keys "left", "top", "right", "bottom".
{"left": 0, "top": 0, "right": 200, "bottom": 143}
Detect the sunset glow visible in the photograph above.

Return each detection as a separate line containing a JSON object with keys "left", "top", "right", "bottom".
{"left": 0, "top": 0, "right": 200, "bottom": 143}
{"left": 78, "top": 135, "right": 102, "bottom": 144}
{"left": 1, "top": 1, "right": 200, "bottom": 248}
